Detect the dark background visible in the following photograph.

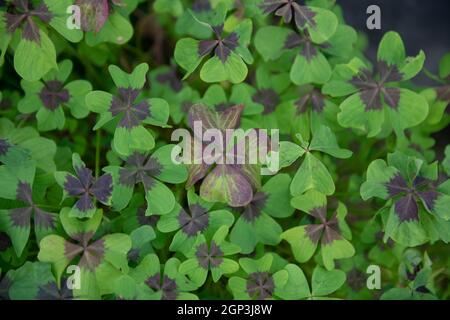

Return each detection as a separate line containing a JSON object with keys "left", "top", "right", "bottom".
{"left": 339, "top": 0, "right": 450, "bottom": 85}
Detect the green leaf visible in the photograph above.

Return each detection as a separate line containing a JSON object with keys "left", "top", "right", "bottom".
{"left": 14, "top": 32, "right": 57, "bottom": 81}
{"left": 290, "top": 152, "right": 335, "bottom": 196}
{"left": 290, "top": 51, "right": 332, "bottom": 86}
{"left": 254, "top": 26, "right": 291, "bottom": 62}
{"left": 200, "top": 53, "right": 248, "bottom": 84}
{"left": 311, "top": 267, "right": 346, "bottom": 297}
{"left": 306, "top": 6, "right": 338, "bottom": 44}
{"left": 278, "top": 141, "right": 305, "bottom": 169}
{"left": 85, "top": 11, "right": 134, "bottom": 45}
{"left": 309, "top": 126, "right": 353, "bottom": 159}
{"left": 174, "top": 38, "right": 204, "bottom": 78}
{"left": 282, "top": 226, "right": 318, "bottom": 263}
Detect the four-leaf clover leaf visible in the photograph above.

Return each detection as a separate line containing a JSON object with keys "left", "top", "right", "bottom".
{"left": 1, "top": 0, "right": 83, "bottom": 80}
{"left": 105, "top": 144, "right": 188, "bottom": 215}
{"left": 86, "top": 63, "right": 170, "bottom": 157}
{"left": 282, "top": 190, "right": 355, "bottom": 270}
{"left": 361, "top": 151, "right": 450, "bottom": 247}
{"left": 18, "top": 59, "right": 92, "bottom": 131}
{"left": 55, "top": 153, "right": 113, "bottom": 218}
{"left": 179, "top": 225, "right": 240, "bottom": 286}
{"left": 174, "top": 3, "right": 253, "bottom": 83}
{"left": 323, "top": 31, "right": 428, "bottom": 137}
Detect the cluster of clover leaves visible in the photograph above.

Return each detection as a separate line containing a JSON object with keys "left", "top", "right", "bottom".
{"left": 0, "top": 0, "right": 449, "bottom": 300}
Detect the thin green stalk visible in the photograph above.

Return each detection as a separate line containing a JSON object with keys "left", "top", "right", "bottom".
{"left": 95, "top": 129, "right": 101, "bottom": 178}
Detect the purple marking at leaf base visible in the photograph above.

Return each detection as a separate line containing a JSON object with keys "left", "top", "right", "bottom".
{"left": 292, "top": 3, "right": 317, "bottom": 29}
{"left": 283, "top": 31, "right": 318, "bottom": 61}
{"left": 218, "top": 35, "right": 238, "bottom": 63}
{"left": 260, "top": 1, "right": 316, "bottom": 29}
{"left": 119, "top": 168, "right": 138, "bottom": 187}
{"left": 16, "top": 181, "right": 33, "bottom": 205}
{"left": 127, "top": 248, "right": 140, "bottom": 263}
{"left": 10, "top": 207, "right": 32, "bottom": 228}
{"left": 406, "top": 263, "right": 422, "bottom": 281}
{"left": 6, "top": 1, "right": 53, "bottom": 42}
{"left": 5, "top": 13, "right": 27, "bottom": 34}
{"left": 350, "top": 62, "right": 402, "bottom": 111}
{"left": 377, "top": 61, "right": 403, "bottom": 83}
{"left": 110, "top": 88, "right": 150, "bottom": 129}
{"left": 34, "top": 207, "right": 56, "bottom": 230}
{"left": 310, "top": 206, "right": 327, "bottom": 222}
{"left": 178, "top": 204, "right": 209, "bottom": 236}
{"left": 90, "top": 173, "right": 113, "bottom": 203}
{"left": 37, "top": 281, "right": 73, "bottom": 300}
{"left": 75, "top": 192, "right": 95, "bottom": 212}
{"left": 196, "top": 241, "right": 223, "bottom": 269}
{"left": 198, "top": 40, "right": 218, "bottom": 57}
{"left": 64, "top": 241, "right": 84, "bottom": 261}
{"left": 394, "top": 194, "right": 419, "bottom": 222}
{"left": 66, "top": 166, "right": 112, "bottom": 211}
{"left": 321, "top": 218, "right": 341, "bottom": 245}
{"left": 0, "top": 232, "right": 12, "bottom": 251}
{"left": 347, "top": 268, "right": 366, "bottom": 292}
{"left": 284, "top": 33, "right": 303, "bottom": 50}
{"left": 359, "top": 88, "right": 382, "bottom": 111}
{"left": 436, "top": 85, "right": 450, "bottom": 101}
{"left": 305, "top": 224, "right": 323, "bottom": 244}
{"left": 246, "top": 272, "right": 274, "bottom": 300}
{"left": 386, "top": 172, "right": 409, "bottom": 198}
{"left": 348, "top": 68, "right": 375, "bottom": 90}
{"left": 137, "top": 205, "right": 160, "bottom": 227}
{"left": 65, "top": 174, "right": 86, "bottom": 197}
{"left": 252, "top": 89, "right": 280, "bottom": 115}
{"left": 192, "top": 0, "right": 211, "bottom": 12}
{"left": 242, "top": 192, "right": 267, "bottom": 222}
{"left": 144, "top": 156, "right": 163, "bottom": 176}
{"left": 78, "top": 239, "right": 106, "bottom": 271}
{"left": 0, "top": 139, "right": 11, "bottom": 156}
{"left": 198, "top": 30, "right": 239, "bottom": 63}
{"left": 382, "top": 87, "right": 401, "bottom": 109}
{"left": 39, "top": 80, "right": 70, "bottom": 111}
{"left": 375, "top": 231, "right": 395, "bottom": 251}
{"left": 306, "top": 207, "right": 342, "bottom": 245}
{"left": 417, "top": 191, "right": 439, "bottom": 212}
{"left": 300, "top": 41, "right": 318, "bottom": 62}
{"left": 140, "top": 174, "right": 157, "bottom": 192}
{"left": 412, "top": 175, "right": 431, "bottom": 189}
{"left": 295, "top": 89, "right": 325, "bottom": 115}
{"left": 126, "top": 152, "right": 148, "bottom": 167}
{"left": 156, "top": 69, "right": 183, "bottom": 92}
{"left": 76, "top": 165, "right": 94, "bottom": 188}
{"left": 146, "top": 274, "right": 178, "bottom": 300}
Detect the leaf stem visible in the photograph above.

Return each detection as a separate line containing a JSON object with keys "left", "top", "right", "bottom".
{"left": 95, "top": 129, "right": 101, "bottom": 178}
{"left": 423, "top": 68, "right": 446, "bottom": 84}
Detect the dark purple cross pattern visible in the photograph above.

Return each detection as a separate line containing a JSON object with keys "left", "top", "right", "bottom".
{"left": 64, "top": 165, "right": 113, "bottom": 212}
{"left": 5, "top": 0, "right": 53, "bottom": 42}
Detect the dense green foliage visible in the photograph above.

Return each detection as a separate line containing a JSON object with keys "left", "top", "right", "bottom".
{"left": 0, "top": 0, "right": 449, "bottom": 300}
